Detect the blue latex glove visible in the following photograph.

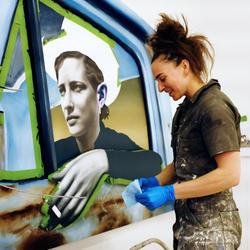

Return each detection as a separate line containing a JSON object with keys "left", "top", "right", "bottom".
{"left": 135, "top": 185, "right": 176, "bottom": 211}
{"left": 138, "top": 176, "right": 159, "bottom": 191}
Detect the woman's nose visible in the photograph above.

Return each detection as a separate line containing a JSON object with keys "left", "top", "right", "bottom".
{"left": 158, "top": 81, "right": 165, "bottom": 92}
{"left": 62, "top": 90, "right": 73, "bottom": 111}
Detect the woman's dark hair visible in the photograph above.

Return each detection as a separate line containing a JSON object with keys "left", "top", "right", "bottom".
{"left": 147, "top": 14, "right": 214, "bottom": 82}
{"left": 54, "top": 51, "right": 109, "bottom": 119}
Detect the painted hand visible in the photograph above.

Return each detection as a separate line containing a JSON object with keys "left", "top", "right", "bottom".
{"left": 47, "top": 149, "right": 108, "bottom": 230}
{"left": 135, "top": 185, "right": 176, "bottom": 211}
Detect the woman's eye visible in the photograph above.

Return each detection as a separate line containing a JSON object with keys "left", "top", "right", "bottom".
{"left": 160, "top": 77, "right": 166, "bottom": 82}
{"left": 58, "top": 86, "right": 65, "bottom": 96}
{"left": 72, "top": 82, "right": 87, "bottom": 92}
{"left": 74, "top": 85, "right": 82, "bottom": 92}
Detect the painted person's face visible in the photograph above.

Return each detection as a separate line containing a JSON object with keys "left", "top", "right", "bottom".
{"left": 57, "top": 57, "right": 99, "bottom": 138}
{"left": 151, "top": 56, "right": 189, "bottom": 101}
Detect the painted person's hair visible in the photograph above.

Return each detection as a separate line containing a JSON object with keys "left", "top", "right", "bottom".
{"left": 147, "top": 13, "right": 214, "bottom": 82}
{"left": 54, "top": 51, "right": 109, "bottom": 119}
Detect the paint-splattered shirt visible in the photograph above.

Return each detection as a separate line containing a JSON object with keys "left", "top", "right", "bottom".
{"left": 171, "top": 79, "right": 242, "bottom": 249}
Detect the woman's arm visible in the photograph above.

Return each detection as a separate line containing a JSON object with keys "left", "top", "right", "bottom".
{"left": 156, "top": 161, "right": 175, "bottom": 186}
{"left": 136, "top": 151, "right": 240, "bottom": 211}
{"left": 174, "top": 151, "right": 240, "bottom": 199}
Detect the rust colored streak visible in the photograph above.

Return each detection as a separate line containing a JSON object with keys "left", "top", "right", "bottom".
{"left": 91, "top": 196, "right": 125, "bottom": 213}
{"left": 0, "top": 203, "right": 42, "bottom": 220}
{"left": 0, "top": 203, "right": 42, "bottom": 234}
{"left": 17, "top": 229, "right": 67, "bottom": 250}
{"left": 90, "top": 196, "right": 131, "bottom": 235}
{"left": 103, "top": 197, "right": 124, "bottom": 207}
{"left": 0, "top": 185, "right": 16, "bottom": 196}
{"left": 11, "top": 224, "right": 32, "bottom": 235}
{"left": 92, "top": 211, "right": 131, "bottom": 235}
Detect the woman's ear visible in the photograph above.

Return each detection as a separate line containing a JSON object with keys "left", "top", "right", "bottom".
{"left": 181, "top": 59, "right": 190, "bottom": 75}
{"left": 97, "top": 82, "right": 107, "bottom": 110}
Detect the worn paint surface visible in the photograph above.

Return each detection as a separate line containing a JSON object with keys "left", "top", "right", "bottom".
{"left": 0, "top": 180, "right": 161, "bottom": 249}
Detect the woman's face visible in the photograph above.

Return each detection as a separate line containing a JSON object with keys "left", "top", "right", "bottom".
{"left": 151, "top": 56, "right": 189, "bottom": 101}
{"left": 57, "top": 57, "right": 100, "bottom": 138}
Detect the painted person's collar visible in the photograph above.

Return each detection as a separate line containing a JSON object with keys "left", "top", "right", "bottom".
{"left": 190, "top": 79, "right": 221, "bottom": 104}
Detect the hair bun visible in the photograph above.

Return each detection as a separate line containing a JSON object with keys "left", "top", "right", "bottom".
{"left": 147, "top": 13, "right": 214, "bottom": 82}
{"left": 156, "top": 13, "right": 188, "bottom": 42}
{"left": 147, "top": 14, "right": 188, "bottom": 56}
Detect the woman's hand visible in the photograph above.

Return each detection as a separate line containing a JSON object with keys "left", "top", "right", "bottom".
{"left": 135, "top": 185, "right": 176, "bottom": 211}
{"left": 138, "top": 176, "right": 160, "bottom": 192}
